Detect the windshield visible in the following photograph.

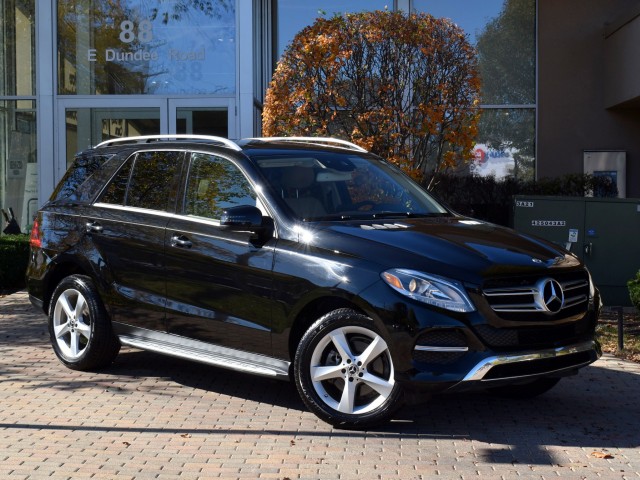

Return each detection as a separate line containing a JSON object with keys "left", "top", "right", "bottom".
{"left": 253, "top": 151, "right": 449, "bottom": 221}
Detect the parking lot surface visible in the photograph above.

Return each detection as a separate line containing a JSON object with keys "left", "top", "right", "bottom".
{"left": 1, "top": 290, "right": 639, "bottom": 479}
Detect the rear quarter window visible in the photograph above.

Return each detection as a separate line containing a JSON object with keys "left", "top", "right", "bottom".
{"left": 51, "top": 153, "right": 114, "bottom": 201}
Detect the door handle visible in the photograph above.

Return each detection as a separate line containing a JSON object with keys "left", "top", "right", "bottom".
{"left": 171, "top": 235, "right": 192, "bottom": 248}
{"left": 85, "top": 221, "right": 103, "bottom": 233}
{"left": 584, "top": 242, "right": 593, "bottom": 256}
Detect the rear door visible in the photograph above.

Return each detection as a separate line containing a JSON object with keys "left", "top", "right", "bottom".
{"left": 164, "top": 151, "right": 276, "bottom": 356}
{"left": 87, "top": 149, "right": 185, "bottom": 331}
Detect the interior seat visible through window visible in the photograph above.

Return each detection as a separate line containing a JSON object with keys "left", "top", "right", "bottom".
{"left": 280, "top": 166, "right": 327, "bottom": 219}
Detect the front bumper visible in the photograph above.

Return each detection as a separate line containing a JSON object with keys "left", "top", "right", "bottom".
{"left": 459, "top": 339, "right": 601, "bottom": 383}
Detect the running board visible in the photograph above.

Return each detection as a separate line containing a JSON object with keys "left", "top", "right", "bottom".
{"left": 115, "top": 325, "right": 290, "bottom": 380}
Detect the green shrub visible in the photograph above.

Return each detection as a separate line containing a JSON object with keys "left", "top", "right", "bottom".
{"left": 0, "top": 234, "right": 30, "bottom": 292}
{"left": 628, "top": 270, "right": 640, "bottom": 311}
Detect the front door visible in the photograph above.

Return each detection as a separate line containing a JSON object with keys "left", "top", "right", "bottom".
{"left": 164, "top": 151, "right": 275, "bottom": 356}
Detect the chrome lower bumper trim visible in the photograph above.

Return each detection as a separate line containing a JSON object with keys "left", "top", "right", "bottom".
{"left": 462, "top": 340, "right": 599, "bottom": 382}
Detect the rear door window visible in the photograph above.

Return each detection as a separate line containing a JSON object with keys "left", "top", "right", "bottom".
{"left": 99, "top": 151, "right": 184, "bottom": 212}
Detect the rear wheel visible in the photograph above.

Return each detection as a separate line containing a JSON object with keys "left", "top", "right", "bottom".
{"left": 294, "top": 309, "right": 402, "bottom": 428}
{"left": 49, "top": 275, "right": 120, "bottom": 370}
{"left": 486, "top": 377, "right": 561, "bottom": 399}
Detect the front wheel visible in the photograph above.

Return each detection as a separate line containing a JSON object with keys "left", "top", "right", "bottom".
{"left": 294, "top": 309, "right": 403, "bottom": 428}
{"left": 49, "top": 275, "right": 120, "bottom": 370}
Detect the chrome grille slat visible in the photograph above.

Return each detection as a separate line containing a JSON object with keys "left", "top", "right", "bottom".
{"left": 483, "top": 273, "right": 590, "bottom": 317}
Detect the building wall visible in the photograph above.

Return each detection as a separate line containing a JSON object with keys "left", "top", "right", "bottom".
{"left": 538, "top": 0, "right": 640, "bottom": 197}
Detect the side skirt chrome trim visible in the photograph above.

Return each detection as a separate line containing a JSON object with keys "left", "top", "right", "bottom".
{"left": 115, "top": 324, "right": 290, "bottom": 380}
{"left": 462, "top": 340, "right": 599, "bottom": 382}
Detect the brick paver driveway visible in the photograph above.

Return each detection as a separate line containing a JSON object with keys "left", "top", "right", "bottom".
{"left": 1, "top": 291, "right": 639, "bottom": 479}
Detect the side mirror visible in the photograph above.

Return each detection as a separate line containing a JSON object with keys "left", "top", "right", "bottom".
{"left": 220, "top": 205, "right": 264, "bottom": 230}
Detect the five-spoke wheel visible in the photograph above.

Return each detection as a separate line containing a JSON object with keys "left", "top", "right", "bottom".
{"left": 294, "top": 309, "right": 402, "bottom": 428}
{"left": 49, "top": 275, "right": 120, "bottom": 370}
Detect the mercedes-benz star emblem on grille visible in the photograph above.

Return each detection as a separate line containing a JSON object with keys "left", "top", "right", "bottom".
{"left": 540, "top": 278, "right": 565, "bottom": 313}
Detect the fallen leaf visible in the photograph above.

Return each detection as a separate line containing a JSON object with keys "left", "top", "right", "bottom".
{"left": 180, "top": 433, "right": 192, "bottom": 438}
{"left": 122, "top": 441, "right": 131, "bottom": 447}
{"left": 591, "top": 451, "right": 613, "bottom": 459}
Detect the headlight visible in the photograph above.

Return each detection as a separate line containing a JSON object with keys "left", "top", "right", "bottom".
{"left": 587, "top": 268, "right": 596, "bottom": 299}
{"left": 381, "top": 269, "right": 475, "bottom": 313}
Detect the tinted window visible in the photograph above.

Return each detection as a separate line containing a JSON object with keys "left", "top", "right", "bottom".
{"left": 51, "top": 153, "right": 114, "bottom": 201}
{"left": 128, "top": 152, "right": 182, "bottom": 211}
{"left": 184, "top": 153, "right": 256, "bottom": 220}
{"left": 254, "top": 152, "right": 447, "bottom": 220}
{"left": 100, "top": 159, "right": 132, "bottom": 205}
{"left": 99, "top": 151, "right": 182, "bottom": 211}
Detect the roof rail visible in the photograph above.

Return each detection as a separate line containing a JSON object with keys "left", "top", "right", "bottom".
{"left": 247, "top": 136, "right": 368, "bottom": 153}
{"left": 94, "top": 135, "right": 242, "bottom": 151}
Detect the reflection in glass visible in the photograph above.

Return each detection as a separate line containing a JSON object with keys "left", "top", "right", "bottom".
{"left": 413, "top": 0, "right": 535, "bottom": 105}
{"left": 57, "top": 1, "right": 236, "bottom": 95}
{"left": 0, "top": 101, "right": 37, "bottom": 233}
{"left": 471, "top": 108, "right": 535, "bottom": 181}
{"left": 276, "top": 0, "right": 388, "bottom": 56}
{"left": 100, "top": 160, "right": 133, "bottom": 206}
{"left": 476, "top": 0, "right": 535, "bottom": 105}
{"left": 185, "top": 153, "right": 255, "bottom": 220}
{"left": 65, "top": 108, "right": 161, "bottom": 168}
{"left": 52, "top": 153, "right": 114, "bottom": 202}
{"left": 0, "top": 1, "right": 35, "bottom": 96}
{"left": 128, "top": 151, "right": 182, "bottom": 211}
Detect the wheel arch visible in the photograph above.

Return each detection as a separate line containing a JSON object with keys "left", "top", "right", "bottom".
{"left": 287, "top": 295, "right": 374, "bottom": 362}
{"left": 42, "top": 260, "right": 92, "bottom": 314}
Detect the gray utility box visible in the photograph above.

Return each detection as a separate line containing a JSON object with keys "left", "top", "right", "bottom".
{"left": 513, "top": 196, "right": 640, "bottom": 306}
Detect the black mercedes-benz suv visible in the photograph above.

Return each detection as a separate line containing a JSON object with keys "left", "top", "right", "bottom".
{"left": 27, "top": 135, "right": 601, "bottom": 428}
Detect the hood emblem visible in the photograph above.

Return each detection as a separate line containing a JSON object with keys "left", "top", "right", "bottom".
{"left": 537, "top": 278, "right": 565, "bottom": 313}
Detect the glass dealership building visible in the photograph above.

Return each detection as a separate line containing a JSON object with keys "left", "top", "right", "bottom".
{"left": 2, "top": 0, "right": 639, "bottom": 232}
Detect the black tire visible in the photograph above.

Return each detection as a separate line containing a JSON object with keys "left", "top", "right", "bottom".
{"left": 48, "top": 275, "right": 120, "bottom": 370}
{"left": 294, "top": 308, "right": 403, "bottom": 428}
{"left": 486, "top": 377, "right": 561, "bottom": 399}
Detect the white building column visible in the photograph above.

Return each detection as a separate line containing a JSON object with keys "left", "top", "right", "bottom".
{"left": 237, "top": 0, "right": 255, "bottom": 138}
{"left": 36, "top": 0, "right": 56, "bottom": 204}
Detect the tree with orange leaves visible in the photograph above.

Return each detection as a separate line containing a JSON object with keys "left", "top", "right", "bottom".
{"left": 263, "top": 10, "right": 481, "bottom": 185}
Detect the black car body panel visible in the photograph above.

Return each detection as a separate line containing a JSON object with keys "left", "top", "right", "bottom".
{"left": 26, "top": 135, "right": 601, "bottom": 426}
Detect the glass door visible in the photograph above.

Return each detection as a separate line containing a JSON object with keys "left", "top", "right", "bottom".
{"left": 57, "top": 98, "right": 166, "bottom": 178}
{"left": 56, "top": 97, "right": 234, "bottom": 181}
{"left": 168, "top": 98, "right": 235, "bottom": 138}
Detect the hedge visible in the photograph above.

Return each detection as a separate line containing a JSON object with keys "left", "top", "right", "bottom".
{"left": 426, "top": 173, "right": 619, "bottom": 226}
{"left": 0, "top": 234, "right": 30, "bottom": 292}
{"left": 628, "top": 271, "right": 640, "bottom": 312}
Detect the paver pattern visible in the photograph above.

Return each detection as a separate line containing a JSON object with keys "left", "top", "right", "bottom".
{"left": 1, "top": 291, "right": 639, "bottom": 479}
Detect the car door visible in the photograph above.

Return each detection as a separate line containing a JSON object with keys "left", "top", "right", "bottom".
{"left": 87, "top": 149, "right": 185, "bottom": 331}
{"left": 164, "top": 151, "right": 276, "bottom": 356}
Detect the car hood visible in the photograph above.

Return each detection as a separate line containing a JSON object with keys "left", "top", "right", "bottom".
{"left": 315, "top": 216, "right": 581, "bottom": 284}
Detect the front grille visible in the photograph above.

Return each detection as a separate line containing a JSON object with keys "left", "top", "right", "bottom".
{"left": 482, "top": 271, "right": 590, "bottom": 322}
{"left": 415, "top": 329, "right": 468, "bottom": 348}
{"left": 473, "top": 316, "right": 594, "bottom": 350}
